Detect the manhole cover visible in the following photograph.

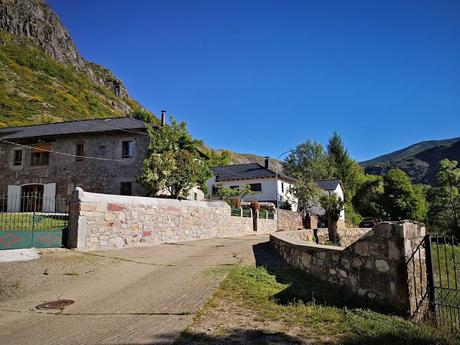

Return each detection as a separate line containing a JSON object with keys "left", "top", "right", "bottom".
{"left": 36, "top": 299, "right": 75, "bottom": 310}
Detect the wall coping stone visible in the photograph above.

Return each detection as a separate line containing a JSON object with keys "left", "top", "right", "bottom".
{"left": 73, "top": 187, "right": 229, "bottom": 209}
{"left": 271, "top": 231, "right": 344, "bottom": 252}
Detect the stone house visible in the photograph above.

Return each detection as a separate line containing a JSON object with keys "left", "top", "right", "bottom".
{"left": 207, "top": 158, "right": 299, "bottom": 211}
{"left": 0, "top": 117, "right": 153, "bottom": 211}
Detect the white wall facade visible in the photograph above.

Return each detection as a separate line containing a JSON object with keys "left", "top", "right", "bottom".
{"left": 322, "top": 184, "right": 345, "bottom": 221}
{"left": 206, "top": 176, "right": 298, "bottom": 211}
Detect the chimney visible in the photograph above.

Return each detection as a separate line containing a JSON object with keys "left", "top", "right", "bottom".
{"left": 161, "top": 110, "right": 166, "bottom": 126}
{"left": 264, "top": 156, "right": 270, "bottom": 169}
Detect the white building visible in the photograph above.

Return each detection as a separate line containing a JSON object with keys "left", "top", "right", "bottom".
{"left": 207, "top": 158, "right": 298, "bottom": 211}
{"left": 311, "top": 179, "right": 345, "bottom": 227}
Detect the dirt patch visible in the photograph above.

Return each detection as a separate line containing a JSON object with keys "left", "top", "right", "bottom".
{"left": 179, "top": 297, "right": 311, "bottom": 344}
{"left": 0, "top": 249, "right": 118, "bottom": 302}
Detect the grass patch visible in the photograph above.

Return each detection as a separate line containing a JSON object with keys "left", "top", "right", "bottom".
{"left": 178, "top": 264, "right": 459, "bottom": 345}
{"left": 0, "top": 213, "right": 67, "bottom": 231}
{"left": 0, "top": 31, "right": 148, "bottom": 127}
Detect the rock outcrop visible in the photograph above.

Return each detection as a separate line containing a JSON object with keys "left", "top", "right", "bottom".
{"left": 0, "top": 0, "right": 128, "bottom": 101}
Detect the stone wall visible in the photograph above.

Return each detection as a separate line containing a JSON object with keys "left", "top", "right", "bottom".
{"left": 270, "top": 221, "right": 426, "bottom": 316}
{"left": 0, "top": 132, "right": 149, "bottom": 198}
{"left": 287, "top": 228, "right": 371, "bottom": 247}
{"left": 278, "top": 209, "right": 303, "bottom": 231}
{"left": 68, "top": 188, "right": 277, "bottom": 250}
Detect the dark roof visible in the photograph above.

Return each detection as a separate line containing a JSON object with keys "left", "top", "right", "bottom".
{"left": 212, "top": 163, "right": 296, "bottom": 183}
{"left": 0, "top": 117, "right": 149, "bottom": 140}
{"left": 316, "top": 179, "right": 342, "bottom": 191}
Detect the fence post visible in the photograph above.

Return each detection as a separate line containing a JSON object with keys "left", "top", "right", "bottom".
{"left": 424, "top": 234, "right": 436, "bottom": 320}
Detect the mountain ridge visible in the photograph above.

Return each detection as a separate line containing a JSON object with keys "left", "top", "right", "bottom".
{"left": 0, "top": 0, "right": 148, "bottom": 127}
{"left": 361, "top": 136, "right": 460, "bottom": 184}
{"left": 0, "top": 0, "right": 273, "bottom": 166}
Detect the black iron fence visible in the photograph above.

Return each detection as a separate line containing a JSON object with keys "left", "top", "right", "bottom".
{"left": 408, "top": 234, "right": 460, "bottom": 329}
{"left": 429, "top": 235, "right": 460, "bottom": 329}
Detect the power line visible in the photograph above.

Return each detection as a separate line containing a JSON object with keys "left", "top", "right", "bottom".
{"left": 0, "top": 139, "right": 124, "bottom": 162}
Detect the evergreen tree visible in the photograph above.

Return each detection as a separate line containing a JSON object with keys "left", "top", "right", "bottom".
{"left": 327, "top": 131, "right": 364, "bottom": 202}
{"left": 427, "top": 159, "right": 460, "bottom": 237}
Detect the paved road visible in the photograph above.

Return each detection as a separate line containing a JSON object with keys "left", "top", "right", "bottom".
{"left": 0, "top": 234, "right": 269, "bottom": 345}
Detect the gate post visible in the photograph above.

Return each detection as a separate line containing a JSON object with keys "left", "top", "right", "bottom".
{"left": 424, "top": 234, "right": 437, "bottom": 319}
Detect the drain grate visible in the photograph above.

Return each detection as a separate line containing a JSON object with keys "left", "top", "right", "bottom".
{"left": 36, "top": 299, "right": 75, "bottom": 310}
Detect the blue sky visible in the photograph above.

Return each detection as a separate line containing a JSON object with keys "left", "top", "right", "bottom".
{"left": 48, "top": 0, "right": 460, "bottom": 162}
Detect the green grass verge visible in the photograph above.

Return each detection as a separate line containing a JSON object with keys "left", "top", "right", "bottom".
{"left": 180, "top": 265, "right": 460, "bottom": 345}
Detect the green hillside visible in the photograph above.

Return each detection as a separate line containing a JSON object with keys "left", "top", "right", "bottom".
{"left": 0, "top": 31, "right": 145, "bottom": 127}
{"left": 361, "top": 137, "right": 460, "bottom": 184}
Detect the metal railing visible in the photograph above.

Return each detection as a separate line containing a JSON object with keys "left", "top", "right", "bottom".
{"left": 0, "top": 193, "right": 69, "bottom": 232}
{"left": 429, "top": 235, "right": 460, "bottom": 329}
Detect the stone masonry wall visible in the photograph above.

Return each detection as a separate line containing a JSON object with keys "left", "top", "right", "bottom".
{"left": 270, "top": 221, "right": 426, "bottom": 316}
{"left": 0, "top": 132, "right": 149, "bottom": 198}
{"left": 68, "top": 188, "right": 277, "bottom": 250}
{"left": 287, "top": 228, "right": 371, "bottom": 247}
{"left": 278, "top": 209, "right": 303, "bottom": 231}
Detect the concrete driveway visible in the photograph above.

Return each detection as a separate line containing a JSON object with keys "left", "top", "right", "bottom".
{"left": 0, "top": 234, "right": 269, "bottom": 345}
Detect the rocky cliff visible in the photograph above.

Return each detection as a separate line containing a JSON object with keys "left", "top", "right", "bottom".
{"left": 0, "top": 0, "right": 144, "bottom": 126}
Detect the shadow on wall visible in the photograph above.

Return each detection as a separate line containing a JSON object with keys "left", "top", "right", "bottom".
{"left": 251, "top": 242, "right": 396, "bottom": 314}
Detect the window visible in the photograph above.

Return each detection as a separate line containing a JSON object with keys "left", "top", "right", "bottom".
{"left": 122, "top": 141, "right": 133, "bottom": 158}
{"left": 120, "top": 182, "right": 132, "bottom": 196}
{"left": 75, "top": 144, "right": 85, "bottom": 161}
{"left": 194, "top": 192, "right": 198, "bottom": 201}
{"left": 250, "top": 183, "right": 262, "bottom": 192}
{"left": 13, "top": 150, "right": 22, "bottom": 166}
{"left": 31, "top": 144, "right": 50, "bottom": 166}
{"left": 212, "top": 185, "right": 219, "bottom": 196}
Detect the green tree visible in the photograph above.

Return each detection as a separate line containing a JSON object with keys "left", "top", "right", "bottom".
{"left": 217, "top": 185, "right": 255, "bottom": 207}
{"left": 352, "top": 175, "right": 384, "bottom": 219}
{"left": 207, "top": 149, "right": 232, "bottom": 167}
{"left": 327, "top": 131, "right": 364, "bottom": 202}
{"left": 137, "top": 117, "right": 211, "bottom": 198}
{"left": 130, "top": 109, "right": 159, "bottom": 125}
{"left": 284, "top": 140, "right": 332, "bottom": 181}
{"left": 320, "top": 193, "right": 344, "bottom": 243}
{"left": 427, "top": 159, "right": 460, "bottom": 237}
{"left": 381, "top": 168, "right": 427, "bottom": 221}
{"left": 289, "top": 180, "right": 323, "bottom": 224}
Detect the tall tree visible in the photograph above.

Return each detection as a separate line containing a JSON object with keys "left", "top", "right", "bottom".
{"left": 284, "top": 140, "right": 332, "bottom": 181}
{"left": 381, "top": 168, "right": 427, "bottom": 221}
{"left": 284, "top": 140, "right": 331, "bottom": 224}
{"left": 352, "top": 175, "right": 384, "bottom": 219}
{"left": 327, "top": 132, "right": 364, "bottom": 202}
{"left": 427, "top": 159, "right": 460, "bottom": 237}
{"left": 289, "top": 179, "right": 323, "bottom": 223}
{"left": 137, "top": 117, "right": 212, "bottom": 198}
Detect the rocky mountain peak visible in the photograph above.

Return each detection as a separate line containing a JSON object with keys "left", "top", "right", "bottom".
{"left": 0, "top": 0, "right": 129, "bottom": 102}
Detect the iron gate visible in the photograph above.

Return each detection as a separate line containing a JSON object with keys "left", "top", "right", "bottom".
{"left": 0, "top": 193, "right": 69, "bottom": 249}
{"left": 409, "top": 234, "right": 460, "bottom": 328}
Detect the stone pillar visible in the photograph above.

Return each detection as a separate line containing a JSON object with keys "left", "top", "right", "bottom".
{"left": 67, "top": 187, "right": 86, "bottom": 249}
